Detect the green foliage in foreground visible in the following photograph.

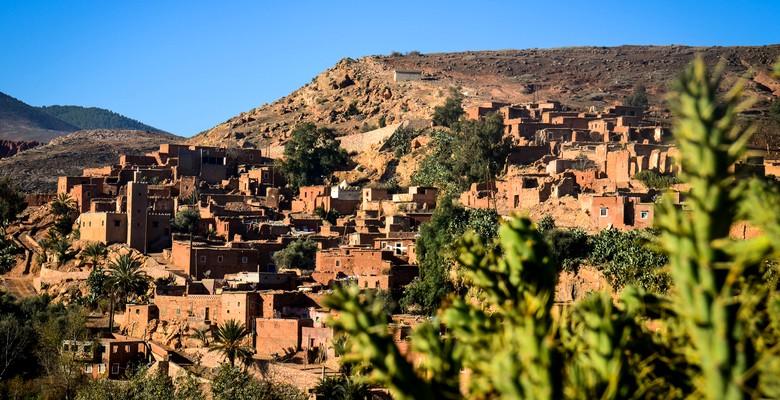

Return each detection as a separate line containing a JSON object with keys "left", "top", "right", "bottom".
{"left": 325, "top": 58, "right": 780, "bottom": 399}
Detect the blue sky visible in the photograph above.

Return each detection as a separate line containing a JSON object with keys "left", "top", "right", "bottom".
{"left": 1, "top": 1, "right": 779, "bottom": 136}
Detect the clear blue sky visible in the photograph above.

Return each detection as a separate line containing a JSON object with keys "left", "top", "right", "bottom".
{"left": 1, "top": 1, "right": 778, "bottom": 136}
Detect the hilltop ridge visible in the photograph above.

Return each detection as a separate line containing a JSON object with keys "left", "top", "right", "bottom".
{"left": 190, "top": 45, "right": 780, "bottom": 149}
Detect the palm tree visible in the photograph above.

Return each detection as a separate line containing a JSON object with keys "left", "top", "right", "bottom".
{"left": 42, "top": 229, "right": 71, "bottom": 266}
{"left": 50, "top": 193, "right": 77, "bottom": 235}
{"left": 210, "top": 320, "right": 253, "bottom": 367}
{"left": 82, "top": 242, "right": 107, "bottom": 266}
{"left": 105, "top": 252, "right": 149, "bottom": 332}
{"left": 190, "top": 327, "right": 210, "bottom": 347}
{"left": 313, "top": 375, "right": 371, "bottom": 400}
{"left": 51, "top": 193, "right": 76, "bottom": 217}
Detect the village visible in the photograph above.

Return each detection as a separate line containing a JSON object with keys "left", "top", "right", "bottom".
{"left": 4, "top": 88, "right": 779, "bottom": 396}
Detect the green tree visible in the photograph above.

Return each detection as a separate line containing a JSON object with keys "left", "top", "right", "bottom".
{"left": 174, "top": 372, "right": 206, "bottom": 400}
{"left": 432, "top": 88, "right": 464, "bottom": 128}
{"left": 105, "top": 253, "right": 149, "bottom": 332}
{"left": 624, "top": 84, "right": 649, "bottom": 108}
{"left": 211, "top": 319, "right": 254, "bottom": 367}
{"left": 126, "top": 367, "right": 176, "bottom": 400}
{"left": 0, "top": 177, "right": 26, "bottom": 228}
{"left": 280, "top": 123, "right": 349, "bottom": 191}
{"left": 0, "top": 235, "right": 18, "bottom": 274}
{"left": 211, "top": 364, "right": 306, "bottom": 400}
{"left": 272, "top": 238, "right": 318, "bottom": 270}
{"left": 400, "top": 197, "right": 499, "bottom": 315}
{"left": 172, "top": 207, "right": 201, "bottom": 251}
{"left": 314, "top": 206, "right": 340, "bottom": 224}
{"left": 413, "top": 114, "right": 511, "bottom": 194}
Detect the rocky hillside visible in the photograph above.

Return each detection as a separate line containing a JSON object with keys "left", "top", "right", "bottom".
{"left": 190, "top": 45, "right": 780, "bottom": 149}
{"left": 0, "top": 130, "right": 181, "bottom": 192}
{"left": 0, "top": 92, "right": 78, "bottom": 142}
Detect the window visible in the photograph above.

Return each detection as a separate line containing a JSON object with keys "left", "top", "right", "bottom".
{"left": 124, "top": 345, "right": 130, "bottom": 353}
{"left": 111, "top": 363, "right": 119, "bottom": 375}
{"left": 599, "top": 207, "right": 608, "bottom": 217}
{"left": 375, "top": 281, "right": 380, "bottom": 288}
{"left": 112, "top": 345, "right": 118, "bottom": 353}
{"left": 241, "top": 256, "right": 248, "bottom": 264}
{"left": 640, "top": 211, "right": 649, "bottom": 220}
{"left": 85, "top": 364, "right": 93, "bottom": 373}
{"left": 83, "top": 345, "right": 90, "bottom": 353}
{"left": 176, "top": 308, "right": 181, "bottom": 315}
{"left": 217, "top": 255, "right": 223, "bottom": 263}
{"left": 63, "top": 344, "right": 70, "bottom": 351}
{"left": 335, "top": 260, "right": 340, "bottom": 267}
{"left": 135, "top": 309, "right": 140, "bottom": 314}
{"left": 114, "top": 220, "right": 120, "bottom": 227}
{"left": 98, "top": 364, "right": 106, "bottom": 373}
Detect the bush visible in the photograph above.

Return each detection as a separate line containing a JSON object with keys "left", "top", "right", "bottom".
{"left": 384, "top": 126, "right": 420, "bottom": 157}
{"left": 635, "top": 170, "right": 679, "bottom": 189}
{"left": 589, "top": 228, "right": 669, "bottom": 292}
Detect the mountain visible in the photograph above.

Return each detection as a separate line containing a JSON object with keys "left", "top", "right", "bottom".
{"left": 189, "top": 45, "right": 780, "bottom": 149}
{"left": 0, "top": 92, "right": 78, "bottom": 142}
{"left": 37, "top": 105, "right": 167, "bottom": 133}
{"left": 0, "top": 129, "right": 182, "bottom": 192}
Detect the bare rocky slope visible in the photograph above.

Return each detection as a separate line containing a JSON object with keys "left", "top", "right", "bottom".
{"left": 0, "top": 130, "right": 181, "bottom": 192}
{"left": 190, "top": 45, "right": 780, "bottom": 149}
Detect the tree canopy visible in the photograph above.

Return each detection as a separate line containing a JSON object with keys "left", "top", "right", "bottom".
{"left": 272, "top": 239, "right": 318, "bottom": 270}
{"left": 280, "top": 123, "right": 349, "bottom": 191}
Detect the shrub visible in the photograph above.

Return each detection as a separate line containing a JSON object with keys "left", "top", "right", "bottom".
{"left": 635, "top": 170, "right": 679, "bottom": 189}
{"left": 384, "top": 127, "right": 419, "bottom": 157}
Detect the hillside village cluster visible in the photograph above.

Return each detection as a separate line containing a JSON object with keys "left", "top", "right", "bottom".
{"left": 13, "top": 89, "right": 780, "bottom": 388}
